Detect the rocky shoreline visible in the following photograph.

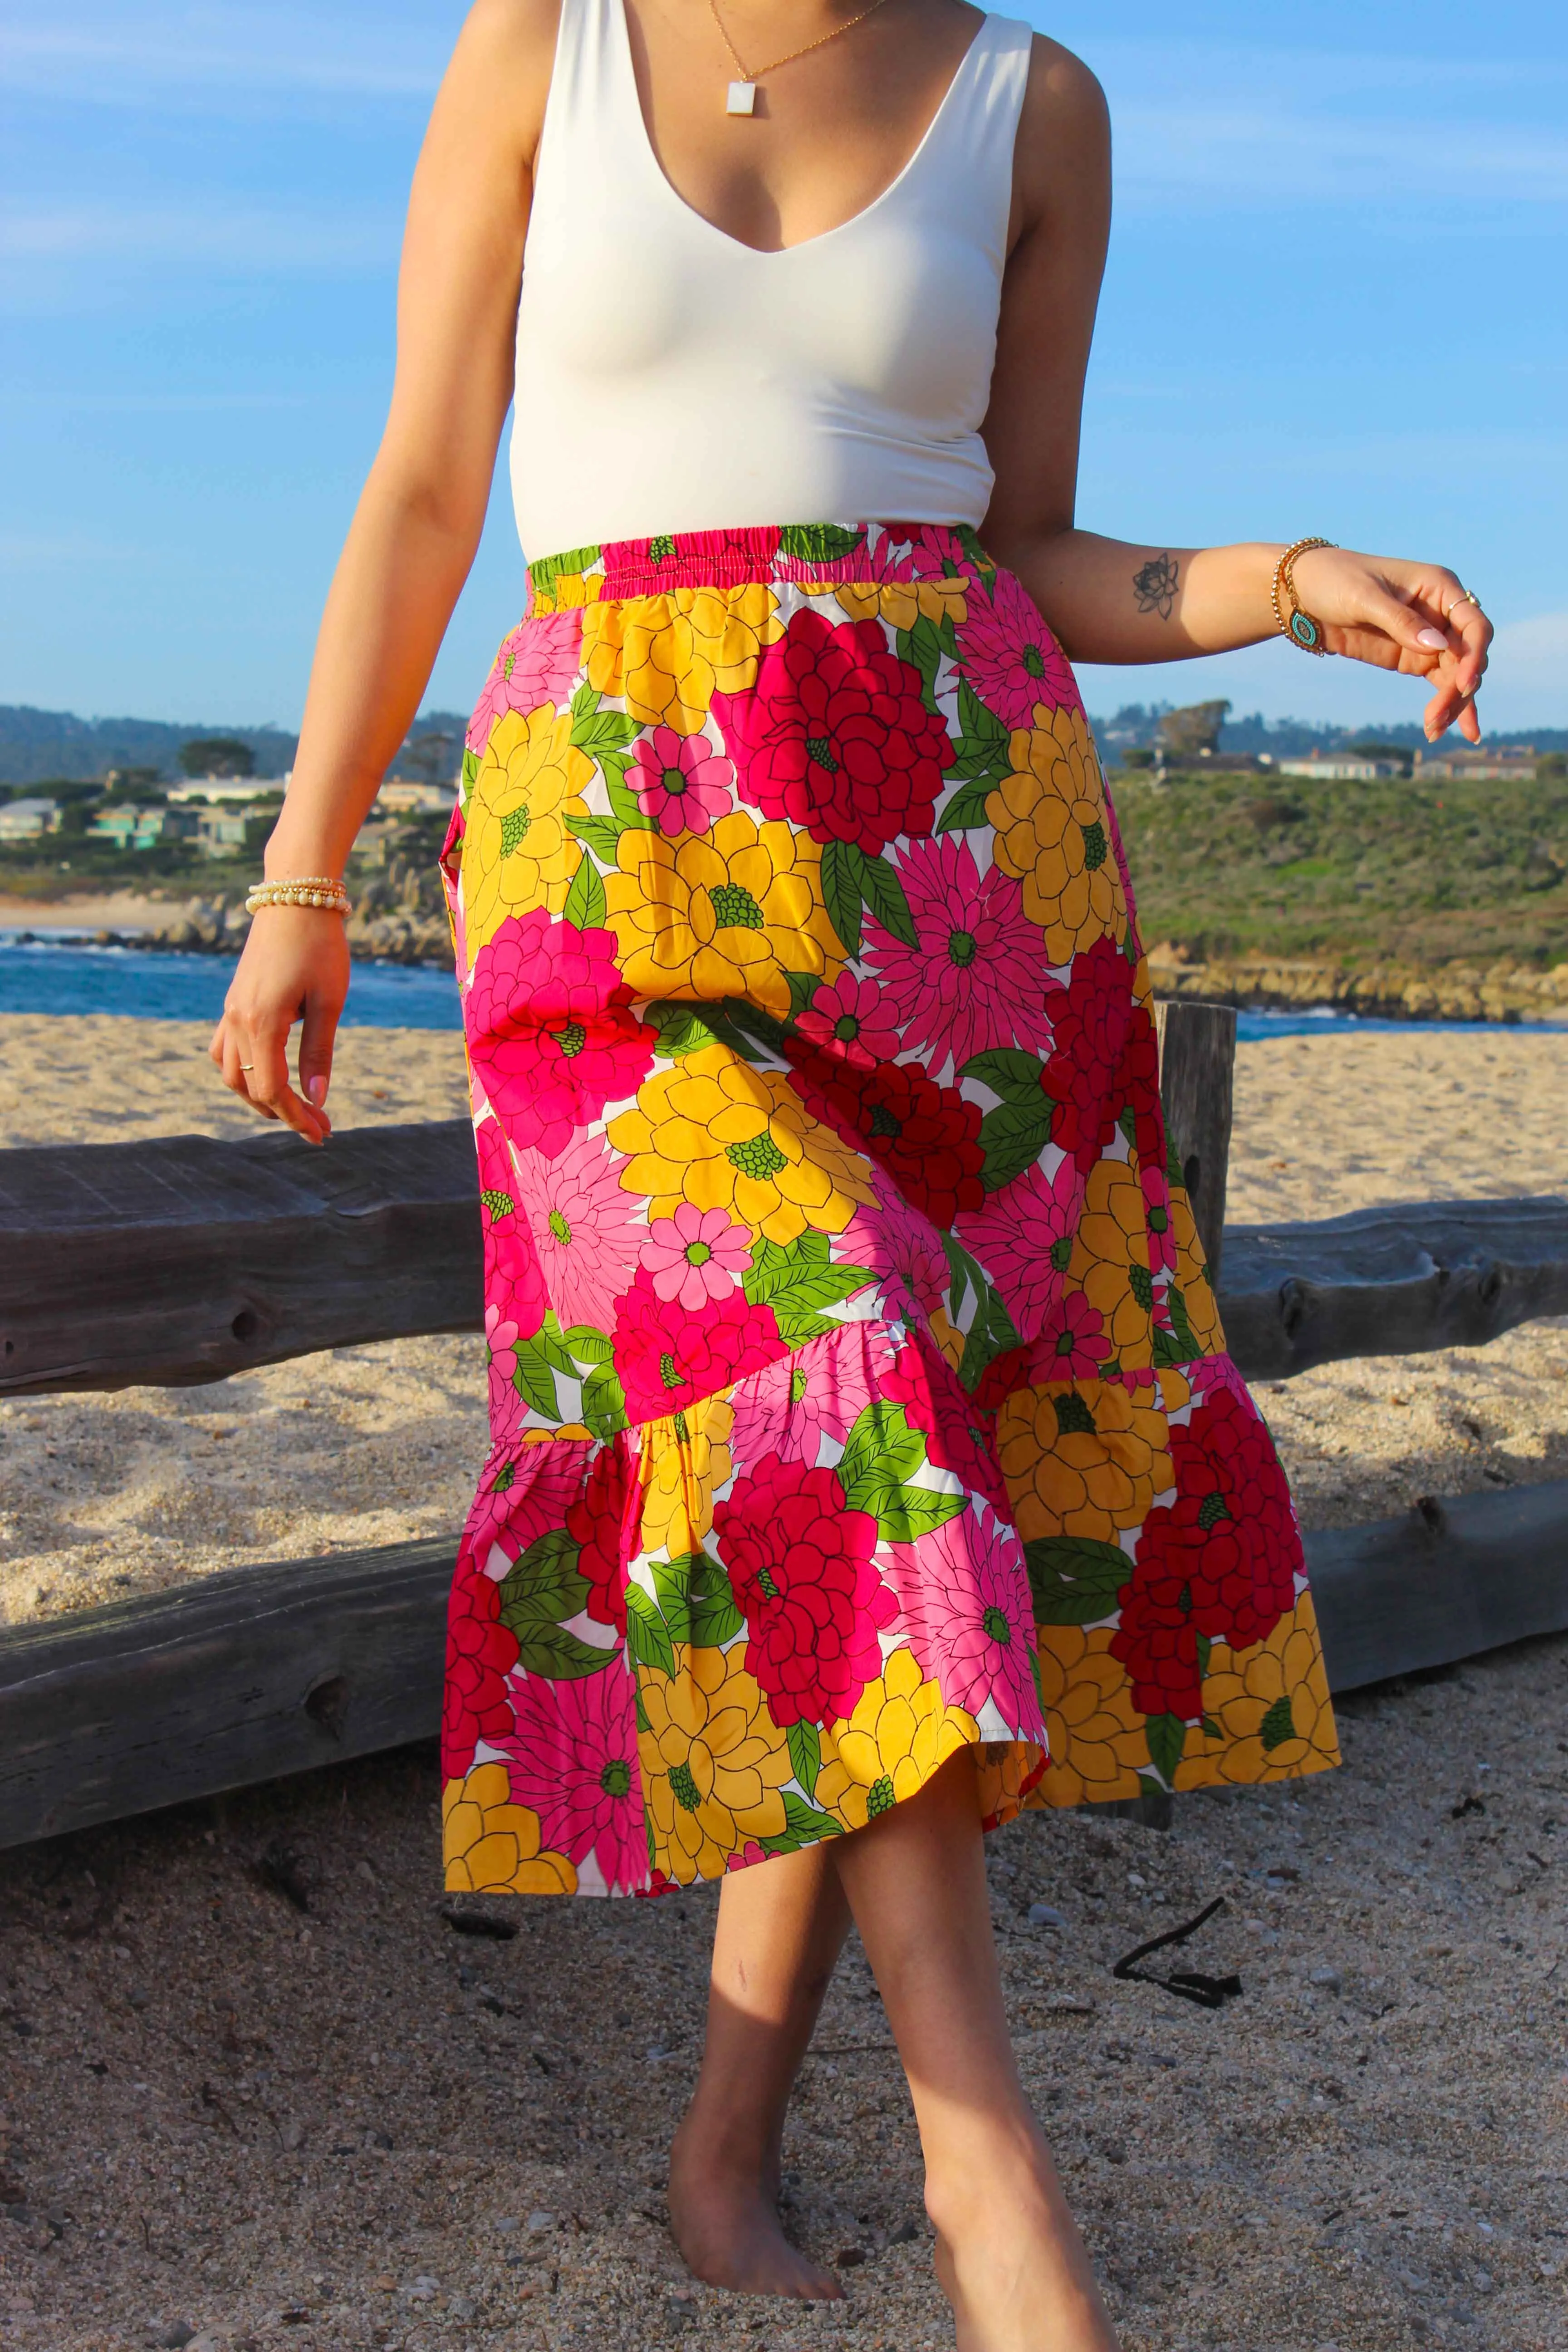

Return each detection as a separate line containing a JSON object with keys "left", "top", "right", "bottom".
{"left": 1148, "top": 946, "right": 1568, "bottom": 1024}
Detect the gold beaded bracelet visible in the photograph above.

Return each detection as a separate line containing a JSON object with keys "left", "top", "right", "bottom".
{"left": 245, "top": 875, "right": 353, "bottom": 917}
{"left": 1271, "top": 537, "right": 1337, "bottom": 656}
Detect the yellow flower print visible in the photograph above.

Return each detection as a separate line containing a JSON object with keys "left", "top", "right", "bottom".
{"left": 814, "top": 1646, "right": 978, "bottom": 1832}
{"left": 832, "top": 578, "right": 969, "bottom": 630}
{"left": 995, "top": 1377, "right": 1175, "bottom": 1544}
{"left": 1175, "top": 1593, "right": 1340, "bottom": 1791}
{"left": 1026, "top": 1625, "right": 1150, "bottom": 1808}
{"left": 1068, "top": 1156, "right": 1155, "bottom": 1364}
{"left": 975, "top": 1736, "right": 1049, "bottom": 1831}
{"left": 532, "top": 569, "right": 603, "bottom": 613}
{"left": 607, "top": 1044, "right": 873, "bottom": 1245}
{"left": 638, "top": 1642, "right": 794, "bottom": 1883}
{"left": 603, "top": 812, "right": 839, "bottom": 1016}
{"left": 462, "top": 705, "right": 591, "bottom": 957}
{"left": 637, "top": 1393, "right": 734, "bottom": 1557}
{"left": 986, "top": 705, "right": 1128, "bottom": 963}
{"left": 584, "top": 584, "right": 784, "bottom": 734}
{"left": 1168, "top": 1188, "right": 1225, "bottom": 1355}
{"left": 442, "top": 1763, "right": 578, "bottom": 1895}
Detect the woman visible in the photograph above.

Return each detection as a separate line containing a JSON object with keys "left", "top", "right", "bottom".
{"left": 211, "top": 0, "right": 1490, "bottom": 2340}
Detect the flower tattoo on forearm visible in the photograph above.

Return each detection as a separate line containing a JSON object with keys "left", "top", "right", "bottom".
{"left": 1132, "top": 551, "right": 1180, "bottom": 619}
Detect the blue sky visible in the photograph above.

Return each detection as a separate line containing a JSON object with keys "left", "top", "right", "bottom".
{"left": 2, "top": 0, "right": 1564, "bottom": 732}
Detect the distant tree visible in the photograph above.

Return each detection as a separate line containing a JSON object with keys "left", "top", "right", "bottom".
{"left": 401, "top": 730, "right": 458, "bottom": 787}
{"left": 1156, "top": 700, "right": 1231, "bottom": 760}
{"left": 179, "top": 736, "right": 255, "bottom": 779}
{"left": 1536, "top": 752, "right": 1566, "bottom": 780}
{"left": 103, "top": 764, "right": 164, "bottom": 792}
{"left": 1122, "top": 748, "right": 1157, "bottom": 771}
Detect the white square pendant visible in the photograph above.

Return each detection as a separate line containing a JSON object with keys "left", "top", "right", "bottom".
{"left": 725, "top": 79, "right": 757, "bottom": 115}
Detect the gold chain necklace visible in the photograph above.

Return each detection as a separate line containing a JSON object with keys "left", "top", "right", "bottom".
{"left": 708, "top": 0, "right": 893, "bottom": 115}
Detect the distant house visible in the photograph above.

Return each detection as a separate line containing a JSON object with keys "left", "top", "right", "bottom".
{"left": 88, "top": 805, "right": 201, "bottom": 851}
{"left": 379, "top": 779, "right": 456, "bottom": 814}
{"left": 0, "top": 796, "right": 62, "bottom": 840}
{"left": 194, "top": 808, "right": 250, "bottom": 857}
{"left": 1277, "top": 754, "right": 1402, "bottom": 781}
{"left": 1414, "top": 745, "right": 1538, "bottom": 782}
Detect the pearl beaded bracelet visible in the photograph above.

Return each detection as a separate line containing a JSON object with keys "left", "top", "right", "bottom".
{"left": 244, "top": 875, "right": 353, "bottom": 917}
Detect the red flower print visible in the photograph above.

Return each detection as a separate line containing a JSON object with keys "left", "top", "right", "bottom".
{"left": 612, "top": 1268, "right": 784, "bottom": 1425}
{"left": 787, "top": 1057, "right": 985, "bottom": 1228}
{"left": 465, "top": 1434, "right": 594, "bottom": 1579}
{"left": 466, "top": 910, "right": 657, "bottom": 1161}
{"left": 499, "top": 1658, "right": 644, "bottom": 1893}
{"left": 880, "top": 1330, "right": 1009, "bottom": 1514}
{"left": 1112, "top": 1385, "right": 1303, "bottom": 1718}
{"left": 567, "top": 1442, "right": 637, "bottom": 1637}
{"left": 1140, "top": 1161, "right": 1177, "bottom": 1276}
{"left": 715, "top": 606, "right": 952, "bottom": 857}
{"left": 793, "top": 972, "right": 902, "bottom": 1071}
{"left": 1034, "top": 1291, "right": 1112, "bottom": 1380}
{"left": 1039, "top": 935, "right": 1137, "bottom": 1177}
{"left": 954, "top": 568, "right": 1077, "bottom": 733}
{"left": 863, "top": 835, "right": 1054, "bottom": 1073}
{"left": 442, "top": 1547, "right": 520, "bottom": 1780}
{"left": 712, "top": 1454, "right": 892, "bottom": 1725}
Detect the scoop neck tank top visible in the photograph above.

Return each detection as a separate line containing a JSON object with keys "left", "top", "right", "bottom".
{"left": 510, "top": 0, "right": 1033, "bottom": 557}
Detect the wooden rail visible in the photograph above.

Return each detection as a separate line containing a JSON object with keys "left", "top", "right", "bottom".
{"left": 4, "top": 1482, "right": 1565, "bottom": 1852}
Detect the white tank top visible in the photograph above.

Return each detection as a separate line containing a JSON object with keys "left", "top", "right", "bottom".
{"left": 510, "top": 0, "right": 1032, "bottom": 557}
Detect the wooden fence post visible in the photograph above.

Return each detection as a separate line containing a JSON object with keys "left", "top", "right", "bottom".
{"left": 1153, "top": 998, "right": 1237, "bottom": 1291}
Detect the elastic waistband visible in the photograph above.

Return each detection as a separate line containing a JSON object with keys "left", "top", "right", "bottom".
{"left": 527, "top": 521, "right": 997, "bottom": 610}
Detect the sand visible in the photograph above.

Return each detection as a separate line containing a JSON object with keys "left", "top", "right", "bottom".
{"left": 1, "top": 1016, "right": 1566, "bottom": 2348}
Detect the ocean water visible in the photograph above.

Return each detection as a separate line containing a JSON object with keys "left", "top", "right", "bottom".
{"left": 0, "top": 935, "right": 462, "bottom": 1029}
{"left": 0, "top": 934, "right": 1558, "bottom": 1039}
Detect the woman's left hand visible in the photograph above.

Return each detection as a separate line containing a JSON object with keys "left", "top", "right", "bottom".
{"left": 1287, "top": 545, "right": 1492, "bottom": 743}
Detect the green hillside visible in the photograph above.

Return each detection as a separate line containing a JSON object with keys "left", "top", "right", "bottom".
{"left": 1112, "top": 769, "right": 1568, "bottom": 969}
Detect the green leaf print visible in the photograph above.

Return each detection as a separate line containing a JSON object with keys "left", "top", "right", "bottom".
{"left": 820, "top": 838, "right": 864, "bottom": 957}
{"left": 511, "top": 1339, "right": 560, "bottom": 1421}
{"left": 460, "top": 746, "right": 480, "bottom": 805}
{"left": 935, "top": 775, "right": 998, "bottom": 834}
{"left": 946, "top": 681, "right": 1011, "bottom": 779}
{"left": 602, "top": 752, "right": 656, "bottom": 829}
{"left": 565, "top": 813, "right": 626, "bottom": 863}
{"left": 779, "top": 522, "right": 864, "bottom": 564}
{"left": 496, "top": 1529, "right": 615, "bottom": 1681}
{"left": 646, "top": 998, "right": 761, "bottom": 1062}
{"left": 568, "top": 681, "right": 602, "bottom": 724}
{"left": 580, "top": 1362, "right": 629, "bottom": 1441}
{"left": 783, "top": 968, "right": 825, "bottom": 1019}
{"left": 1143, "top": 1712, "right": 1188, "bottom": 1788}
{"left": 624, "top": 1584, "right": 678, "bottom": 1681}
{"left": 837, "top": 1399, "right": 928, "bottom": 1504}
{"left": 957, "top": 1279, "right": 1021, "bottom": 1392}
{"left": 741, "top": 1231, "right": 873, "bottom": 1343}
{"left": 960, "top": 1046, "right": 1049, "bottom": 1105}
{"left": 895, "top": 615, "right": 946, "bottom": 717}
{"left": 856, "top": 850, "right": 918, "bottom": 947}
{"left": 786, "top": 1719, "right": 822, "bottom": 1800}
{"left": 1022, "top": 1535, "right": 1129, "bottom": 1626}
{"left": 648, "top": 1552, "right": 743, "bottom": 1649}
{"left": 977, "top": 1098, "right": 1056, "bottom": 1194}
{"left": 717, "top": 995, "right": 791, "bottom": 1059}
{"left": 760, "top": 1789, "right": 844, "bottom": 1857}
{"left": 871, "top": 1484, "right": 967, "bottom": 1542}
{"left": 561, "top": 1323, "right": 615, "bottom": 1366}
{"left": 561, "top": 855, "right": 607, "bottom": 932}
{"left": 571, "top": 709, "right": 641, "bottom": 760}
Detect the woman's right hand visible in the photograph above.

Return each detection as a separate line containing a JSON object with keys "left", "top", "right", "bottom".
{"left": 208, "top": 904, "right": 351, "bottom": 1147}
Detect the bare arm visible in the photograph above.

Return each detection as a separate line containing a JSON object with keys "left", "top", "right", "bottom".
{"left": 211, "top": 0, "right": 557, "bottom": 1140}
{"left": 980, "top": 39, "right": 1491, "bottom": 740}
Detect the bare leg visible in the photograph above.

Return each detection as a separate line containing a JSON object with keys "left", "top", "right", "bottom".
{"left": 668, "top": 1841, "right": 852, "bottom": 2298}
{"left": 833, "top": 1749, "right": 1121, "bottom": 2352}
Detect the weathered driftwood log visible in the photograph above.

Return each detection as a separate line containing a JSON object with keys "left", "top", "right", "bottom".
{"left": 1153, "top": 998, "right": 1236, "bottom": 1288}
{"left": 0, "top": 1119, "right": 483, "bottom": 1396}
{"left": 1220, "top": 1195, "right": 1568, "bottom": 1380}
{"left": 3, "top": 1480, "right": 1565, "bottom": 1852}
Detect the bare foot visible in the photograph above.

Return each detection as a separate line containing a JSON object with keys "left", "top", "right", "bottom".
{"left": 668, "top": 2113, "right": 844, "bottom": 2300}
{"left": 928, "top": 2169, "right": 1120, "bottom": 2352}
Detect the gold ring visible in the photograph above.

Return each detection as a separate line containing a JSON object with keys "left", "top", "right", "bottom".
{"left": 239, "top": 1063, "right": 255, "bottom": 1072}
{"left": 1448, "top": 591, "right": 1482, "bottom": 617}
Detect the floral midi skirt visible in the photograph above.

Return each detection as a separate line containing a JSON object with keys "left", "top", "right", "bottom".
{"left": 437, "top": 521, "right": 1338, "bottom": 1899}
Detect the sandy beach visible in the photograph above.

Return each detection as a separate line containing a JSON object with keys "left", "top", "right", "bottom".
{"left": 0, "top": 1015, "right": 1565, "bottom": 2352}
